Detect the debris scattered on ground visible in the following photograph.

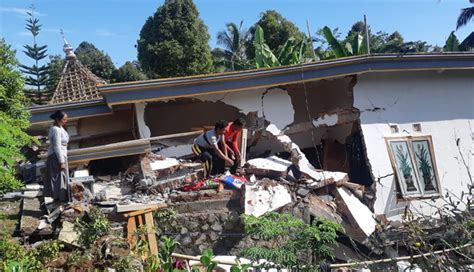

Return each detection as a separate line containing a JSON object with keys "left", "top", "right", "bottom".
{"left": 244, "top": 179, "right": 292, "bottom": 217}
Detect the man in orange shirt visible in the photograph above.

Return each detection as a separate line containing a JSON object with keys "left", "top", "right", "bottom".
{"left": 224, "top": 118, "right": 246, "bottom": 174}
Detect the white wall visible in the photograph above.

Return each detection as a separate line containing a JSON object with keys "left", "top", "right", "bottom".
{"left": 354, "top": 70, "right": 474, "bottom": 220}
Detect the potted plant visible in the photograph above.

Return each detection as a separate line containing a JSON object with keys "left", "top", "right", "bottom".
{"left": 395, "top": 145, "right": 417, "bottom": 191}
{"left": 415, "top": 145, "right": 435, "bottom": 191}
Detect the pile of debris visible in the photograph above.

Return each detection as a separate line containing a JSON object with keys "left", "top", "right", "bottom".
{"left": 2, "top": 125, "right": 383, "bottom": 269}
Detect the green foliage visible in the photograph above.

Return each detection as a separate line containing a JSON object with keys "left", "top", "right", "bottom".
{"left": 45, "top": 54, "right": 65, "bottom": 94}
{"left": 0, "top": 40, "right": 34, "bottom": 194}
{"left": 254, "top": 25, "right": 280, "bottom": 68}
{"left": 456, "top": 5, "right": 474, "bottom": 30}
{"left": 75, "top": 41, "right": 116, "bottom": 82}
{"left": 459, "top": 32, "right": 474, "bottom": 51}
{"left": 19, "top": 7, "right": 51, "bottom": 105}
{"left": 0, "top": 236, "right": 63, "bottom": 271}
{"left": 74, "top": 208, "right": 111, "bottom": 247}
{"left": 317, "top": 22, "right": 432, "bottom": 59}
{"left": 137, "top": 0, "right": 213, "bottom": 78}
{"left": 254, "top": 25, "right": 308, "bottom": 68}
{"left": 246, "top": 10, "right": 304, "bottom": 60}
{"left": 197, "top": 249, "right": 217, "bottom": 272}
{"left": 156, "top": 236, "right": 180, "bottom": 272}
{"left": 216, "top": 21, "right": 251, "bottom": 71}
{"left": 113, "top": 61, "right": 147, "bottom": 83}
{"left": 241, "top": 212, "right": 343, "bottom": 269}
{"left": 230, "top": 258, "right": 252, "bottom": 272}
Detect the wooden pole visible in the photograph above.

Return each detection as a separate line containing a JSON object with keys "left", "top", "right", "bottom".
{"left": 306, "top": 20, "right": 319, "bottom": 62}
{"left": 364, "top": 15, "right": 371, "bottom": 55}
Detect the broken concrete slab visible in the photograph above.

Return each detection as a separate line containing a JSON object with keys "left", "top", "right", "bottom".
{"left": 308, "top": 172, "right": 349, "bottom": 189}
{"left": 244, "top": 180, "right": 292, "bottom": 217}
{"left": 20, "top": 198, "right": 52, "bottom": 236}
{"left": 58, "top": 221, "right": 81, "bottom": 247}
{"left": 145, "top": 168, "right": 203, "bottom": 194}
{"left": 333, "top": 187, "right": 376, "bottom": 239}
{"left": 22, "top": 183, "right": 43, "bottom": 191}
{"left": 150, "top": 157, "right": 180, "bottom": 171}
{"left": 245, "top": 156, "right": 290, "bottom": 179}
{"left": 265, "top": 124, "right": 330, "bottom": 181}
{"left": 306, "top": 195, "right": 341, "bottom": 223}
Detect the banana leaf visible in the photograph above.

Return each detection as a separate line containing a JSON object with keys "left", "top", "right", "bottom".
{"left": 322, "top": 26, "right": 346, "bottom": 58}
{"left": 254, "top": 25, "right": 280, "bottom": 68}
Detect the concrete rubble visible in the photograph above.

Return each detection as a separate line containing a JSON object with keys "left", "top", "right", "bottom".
{"left": 2, "top": 123, "right": 384, "bottom": 268}
{"left": 244, "top": 179, "right": 292, "bottom": 217}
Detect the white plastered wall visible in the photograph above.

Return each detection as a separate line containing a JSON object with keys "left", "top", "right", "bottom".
{"left": 353, "top": 70, "right": 474, "bottom": 220}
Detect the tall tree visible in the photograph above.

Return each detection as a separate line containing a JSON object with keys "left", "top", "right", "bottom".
{"left": 137, "top": 0, "right": 213, "bottom": 78}
{"left": 444, "top": 32, "right": 460, "bottom": 51}
{"left": 45, "top": 54, "right": 65, "bottom": 94}
{"left": 74, "top": 41, "right": 116, "bottom": 82}
{"left": 0, "top": 40, "right": 33, "bottom": 193}
{"left": 456, "top": 1, "right": 474, "bottom": 29}
{"left": 19, "top": 7, "right": 51, "bottom": 105}
{"left": 113, "top": 61, "right": 147, "bottom": 83}
{"left": 216, "top": 21, "right": 250, "bottom": 71}
{"left": 246, "top": 10, "right": 304, "bottom": 59}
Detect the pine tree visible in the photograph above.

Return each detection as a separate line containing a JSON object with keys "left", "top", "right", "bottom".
{"left": 19, "top": 7, "right": 51, "bottom": 105}
{"left": 137, "top": 0, "right": 213, "bottom": 78}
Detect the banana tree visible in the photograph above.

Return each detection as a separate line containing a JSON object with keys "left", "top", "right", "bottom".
{"left": 322, "top": 26, "right": 366, "bottom": 58}
{"left": 254, "top": 25, "right": 280, "bottom": 68}
{"left": 278, "top": 37, "right": 308, "bottom": 66}
{"left": 254, "top": 25, "right": 309, "bottom": 68}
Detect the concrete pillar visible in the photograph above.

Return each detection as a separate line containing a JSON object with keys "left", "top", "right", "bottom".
{"left": 135, "top": 102, "right": 151, "bottom": 139}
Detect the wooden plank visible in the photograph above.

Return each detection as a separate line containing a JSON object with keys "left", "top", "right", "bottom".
{"left": 127, "top": 217, "right": 137, "bottom": 249}
{"left": 122, "top": 203, "right": 168, "bottom": 217}
{"left": 239, "top": 128, "right": 248, "bottom": 166}
{"left": 39, "top": 130, "right": 203, "bottom": 161}
{"left": 137, "top": 215, "right": 145, "bottom": 241}
{"left": 144, "top": 212, "right": 158, "bottom": 255}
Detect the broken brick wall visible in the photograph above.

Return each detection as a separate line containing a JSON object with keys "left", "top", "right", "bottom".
{"left": 353, "top": 70, "right": 474, "bottom": 220}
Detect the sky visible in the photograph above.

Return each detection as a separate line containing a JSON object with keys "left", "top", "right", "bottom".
{"left": 0, "top": 0, "right": 472, "bottom": 68}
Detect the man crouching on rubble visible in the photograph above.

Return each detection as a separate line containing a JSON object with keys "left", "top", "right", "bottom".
{"left": 224, "top": 118, "right": 246, "bottom": 174}
{"left": 192, "top": 120, "right": 234, "bottom": 178}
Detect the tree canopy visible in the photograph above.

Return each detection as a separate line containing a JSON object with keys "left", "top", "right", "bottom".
{"left": 246, "top": 10, "right": 304, "bottom": 59}
{"left": 113, "top": 61, "right": 147, "bottom": 83}
{"left": 0, "top": 39, "right": 33, "bottom": 193}
{"left": 75, "top": 41, "right": 116, "bottom": 82}
{"left": 137, "top": 0, "right": 213, "bottom": 78}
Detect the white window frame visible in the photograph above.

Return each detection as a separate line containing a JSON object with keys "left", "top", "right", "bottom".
{"left": 385, "top": 135, "right": 442, "bottom": 199}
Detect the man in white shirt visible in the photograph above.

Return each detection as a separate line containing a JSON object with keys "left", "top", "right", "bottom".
{"left": 192, "top": 120, "right": 234, "bottom": 178}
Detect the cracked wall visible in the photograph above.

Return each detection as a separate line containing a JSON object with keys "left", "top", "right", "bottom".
{"left": 139, "top": 76, "right": 373, "bottom": 187}
{"left": 353, "top": 70, "right": 474, "bottom": 220}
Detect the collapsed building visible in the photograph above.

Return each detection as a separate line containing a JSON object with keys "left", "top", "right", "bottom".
{"left": 11, "top": 40, "right": 474, "bottom": 267}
